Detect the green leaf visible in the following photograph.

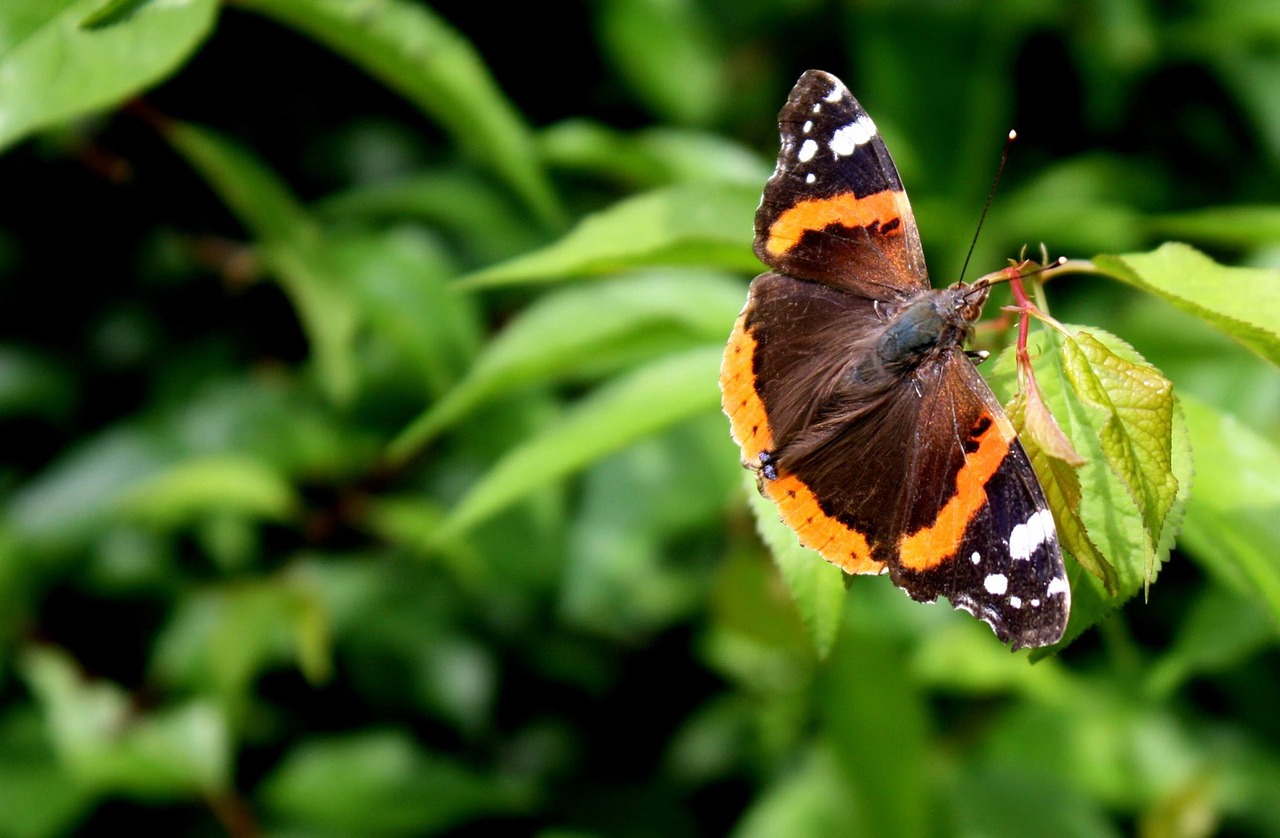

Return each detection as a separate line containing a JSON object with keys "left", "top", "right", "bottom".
{"left": 561, "top": 415, "right": 740, "bottom": 639}
{"left": 731, "top": 746, "right": 860, "bottom": 838}
{"left": 115, "top": 455, "right": 300, "bottom": 528}
{"left": 746, "top": 480, "right": 846, "bottom": 659}
{"left": 260, "top": 730, "right": 532, "bottom": 833}
{"left": 440, "top": 345, "right": 723, "bottom": 537}
{"left": 1059, "top": 329, "right": 1179, "bottom": 586}
{"left": 150, "top": 577, "right": 333, "bottom": 710}
{"left": 1094, "top": 243, "right": 1280, "bottom": 366}
{"left": 988, "top": 327, "right": 1192, "bottom": 648}
{"left": 819, "top": 627, "right": 930, "bottom": 838}
{"left": 597, "top": 0, "right": 722, "bottom": 126}
{"left": 0, "top": 709, "right": 92, "bottom": 838}
{"left": 164, "top": 121, "right": 361, "bottom": 403}
{"left": 237, "top": 0, "right": 562, "bottom": 228}
{"left": 21, "top": 647, "right": 230, "bottom": 797}
{"left": 0, "top": 0, "right": 217, "bottom": 151}
{"left": 1147, "top": 205, "right": 1280, "bottom": 249}
{"left": 1147, "top": 586, "right": 1277, "bottom": 698}
{"left": 389, "top": 270, "right": 745, "bottom": 461}
{"left": 459, "top": 183, "right": 760, "bottom": 288}
{"left": 1176, "top": 394, "right": 1280, "bottom": 624}
{"left": 79, "top": 0, "right": 153, "bottom": 30}
{"left": 315, "top": 169, "right": 546, "bottom": 265}
{"left": 540, "top": 120, "right": 768, "bottom": 187}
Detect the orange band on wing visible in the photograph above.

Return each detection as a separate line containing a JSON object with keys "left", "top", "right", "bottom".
{"left": 767, "top": 474, "right": 882, "bottom": 575}
{"left": 765, "top": 189, "right": 905, "bottom": 257}
{"left": 720, "top": 314, "right": 774, "bottom": 460}
{"left": 720, "top": 314, "right": 882, "bottom": 575}
{"left": 897, "top": 409, "right": 1015, "bottom": 571}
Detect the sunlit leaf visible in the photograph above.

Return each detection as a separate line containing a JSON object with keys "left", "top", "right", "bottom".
{"left": 21, "top": 647, "right": 230, "bottom": 796}
{"left": 460, "top": 183, "right": 759, "bottom": 287}
{"left": 1094, "top": 243, "right": 1280, "bottom": 366}
{"left": 116, "top": 456, "right": 300, "bottom": 527}
{"left": 440, "top": 346, "right": 723, "bottom": 536}
{"left": 0, "top": 0, "right": 217, "bottom": 150}
{"left": 1176, "top": 394, "right": 1280, "bottom": 624}
{"left": 389, "top": 270, "right": 744, "bottom": 461}
{"left": 1059, "top": 329, "right": 1179, "bottom": 586}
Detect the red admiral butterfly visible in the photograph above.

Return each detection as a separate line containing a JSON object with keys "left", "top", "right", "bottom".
{"left": 720, "top": 70, "right": 1070, "bottom": 649}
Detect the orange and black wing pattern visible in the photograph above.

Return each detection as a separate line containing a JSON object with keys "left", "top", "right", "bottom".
{"left": 721, "top": 69, "right": 1070, "bottom": 649}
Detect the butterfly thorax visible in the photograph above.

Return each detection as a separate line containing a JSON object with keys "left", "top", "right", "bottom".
{"left": 875, "top": 282, "right": 990, "bottom": 371}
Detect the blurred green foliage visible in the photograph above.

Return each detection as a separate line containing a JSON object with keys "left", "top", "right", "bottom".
{"left": 1, "top": 0, "right": 1279, "bottom": 835}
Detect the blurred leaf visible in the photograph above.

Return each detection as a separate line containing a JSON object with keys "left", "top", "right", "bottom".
{"left": 1147, "top": 585, "right": 1277, "bottom": 698}
{"left": 328, "top": 227, "right": 480, "bottom": 400}
{"left": 948, "top": 766, "right": 1120, "bottom": 838}
{"left": 390, "top": 270, "right": 745, "bottom": 460}
{"left": 79, "top": 0, "right": 153, "bottom": 30}
{"left": 4, "top": 427, "right": 167, "bottom": 550}
{"left": 460, "top": 183, "right": 760, "bottom": 288}
{"left": 116, "top": 455, "right": 300, "bottom": 528}
{"left": 165, "top": 120, "right": 361, "bottom": 403}
{"left": 238, "top": 0, "right": 562, "bottom": 227}
{"left": 0, "top": 0, "right": 217, "bottom": 151}
{"left": 441, "top": 345, "right": 723, "bottom": 536}
{"left": 819, "top": 627, "right": 930, "bottom": 838}
{"left": 745, "top": 480, "right": 846, "bottom": 660}
{"left": 0, "top": 347, "right": 75, "bottom": 420}
{"left": 1147, "top": 205, "right": 1280, "bottom": 249}
{"left": 0, "top": 708, "right": 92, "bottom": 838}
{"left": 1094, "top": 243, "right": 1280, "bottom": 366}
{"left": 540, "top": 121, "right": 769, "bottom": 187}
{"left": 1176, "top": 394, "right": 1280, "bottom": 623}
{"left": 260, "top": 730, "right": 532, "bottom": 834}
{"left": 598, "top": 0, "right": 722, "bottom": 125}
{"left": 561, "top": 414, "right": 737, "bottom": 638}
{"left": 21, "top": 647, "right": 230, "bottom": 797}
{"left": 315, "top": 169, "right": 546, "bottom": 264}
{"left": 150, "top": 576, "right": 333, "bottom": 711}
{"left": 731, "top": 745, "right": 860, "bottom": 838}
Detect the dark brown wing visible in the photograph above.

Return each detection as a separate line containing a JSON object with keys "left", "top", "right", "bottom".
{"left": 720, "top": 270, "right": 913, "bottom": 575}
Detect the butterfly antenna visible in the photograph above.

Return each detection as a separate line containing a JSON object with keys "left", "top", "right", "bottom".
{"left": 959, "top": 129, "right": 1017, "bottom": 283}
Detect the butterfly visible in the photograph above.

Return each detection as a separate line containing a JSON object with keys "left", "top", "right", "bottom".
{"left": 720, "top": 70, "right": 1070, "bottom": 649}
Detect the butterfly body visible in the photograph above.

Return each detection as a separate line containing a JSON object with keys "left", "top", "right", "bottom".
{"left": 721, "top": 70, "right": 1070, "bottom": 649}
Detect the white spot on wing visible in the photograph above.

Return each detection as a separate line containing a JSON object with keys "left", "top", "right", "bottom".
{"left": 1047, "top": 577, "right": 1068, "bottom": 597}
{"left": 984, "top": 573, "right": 1008, "bottom": 595}
{"left": 828, "top": 116, "right": 877, "bottom": 157}
{"left": 824, "top": 85, "right": 843, "bottom": 103}
{"left": 802, "top": 120, "right": 813, "bottom": 133}
{"left": 1009, "top": 508, "right": 1055, "bottom": 561}
{"left": 1009, "top": 596, "right": 1022, "bottom": 609}
{"left": 1031, "top": 598, "right": 1041, "bottom": 607}
{"left": 797, "top": 139, "right": 818, "bottom": 162}
{"left": 970, "top": 551, "right": 981, "bottom": 565}
{"left": 805, "top": 173, "right": 816, "bottom": 184}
